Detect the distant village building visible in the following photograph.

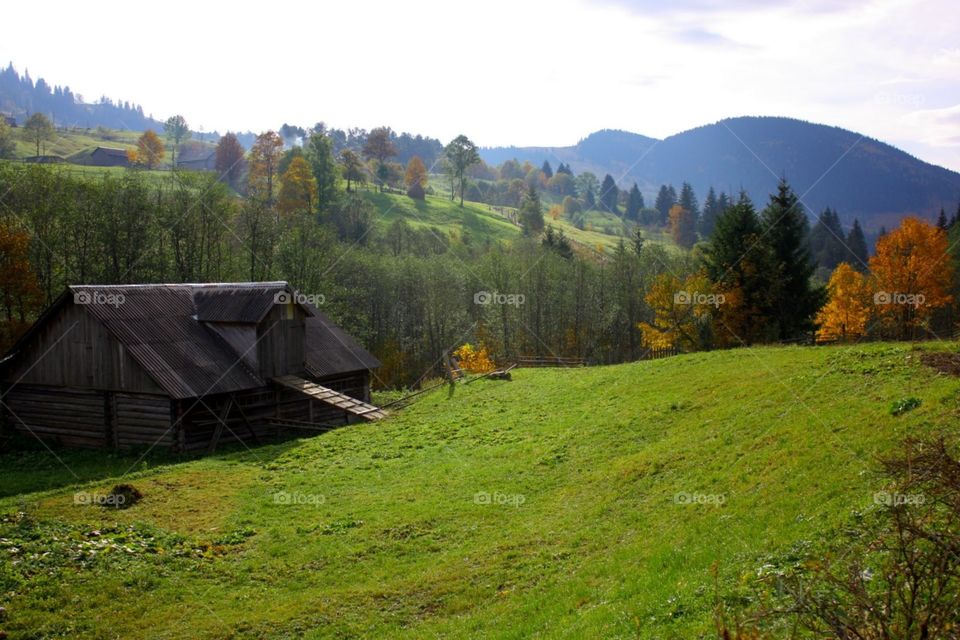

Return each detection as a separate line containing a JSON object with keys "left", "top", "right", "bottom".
{"left": 0, "top": 283, "right": 383, "bottom": 453}
{"left": 176, "top": 152, "right": 216, "bottom": 171}
{"left": 75, "top": 146, "right": 131, "bottom": 168}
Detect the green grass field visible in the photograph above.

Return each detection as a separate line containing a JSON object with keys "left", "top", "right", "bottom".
{"left": 2, "top": 342, "right": 958, "bottom": 638}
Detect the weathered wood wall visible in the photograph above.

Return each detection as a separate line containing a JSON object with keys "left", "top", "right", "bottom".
{"left": 3, "top": 304, "right": 165, "bottom": 394}
{"left": 257, "top": 303, "right": 307, "bottom": 379}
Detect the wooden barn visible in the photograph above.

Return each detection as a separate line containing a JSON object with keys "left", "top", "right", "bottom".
{"left": 75, "top": 146, "right": 132, "bottom": 168}
{"left": 0, "top": 282, "right": 383, "bottom": 453}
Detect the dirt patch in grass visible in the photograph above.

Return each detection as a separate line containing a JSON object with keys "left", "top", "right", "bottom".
{"left": 921, "top": 352, "right": 960, "bottom": 377}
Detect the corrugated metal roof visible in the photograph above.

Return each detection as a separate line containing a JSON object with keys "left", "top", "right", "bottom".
{"left": 2, "top": 283, "right": 379, "bottom": 400}
{"left": 304, "top": 307, "right": 382, "bottom": 378}
{"left": 66, "top": 283, "right": 373, "bottom": 399}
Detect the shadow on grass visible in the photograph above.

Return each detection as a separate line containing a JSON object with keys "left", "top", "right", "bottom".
{"left": 0, "top": 430, "right": 323, "bottom": 500}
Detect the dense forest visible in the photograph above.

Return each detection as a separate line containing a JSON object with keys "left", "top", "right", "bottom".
{"left": 0, "top": 64, "right": 157, "bottom": 130}
{"left": 2, "top": 119, "right": 958, "bottom": 389}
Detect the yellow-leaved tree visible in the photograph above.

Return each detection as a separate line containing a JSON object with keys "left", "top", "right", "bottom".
{"left": 453, "top": 343, "right": 496, "bottom": 373}
{"left": 814, "top": 262, "right": 873, "bottom": 342}
{"left": 277, "top": 156, "right": 317, "bottom": 215}
{"left": 869, "top": 217, "right": 953, "bottom": 339}
{"left": 639, "top": 271, "right": 718, "bottom": 351}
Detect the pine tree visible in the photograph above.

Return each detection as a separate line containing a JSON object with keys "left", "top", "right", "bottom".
{"left": 937, "top": 207, "right": 948, "bottom": 230}
{"left": 845, "top": 219, "right": 869, "bottom": 271}
{"left": 809, "top": 208, "right": 847, "bottom": 270}
{"left": 599, "top": 174, "right": 619, "bottom": 215}
{"left": 699, "top": 187, "right": 720, "bottom": 238}
{"left": 541, "top": 160, "right": 553, "bottom": 179}
{"left": 760, "top": 179, "right": 823, "bottom": 341}
{"left": 654, "top": 185, "right": 676, "bottom": 225}
{"left": 706, "top": 193, "right": 777, "bottom": 345}
{"left": 520, "top": 184, "right": 544, "bottom": 236}
{"left": 626, "top": 184, "right": 643, "bottom": 221}
{"left": 679, "top": 182, "right": 700, "bottom": 223}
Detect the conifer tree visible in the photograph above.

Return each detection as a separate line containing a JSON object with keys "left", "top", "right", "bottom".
{"left": 845, "top": 219, "right": 869, "bottom": 271}
{"left": 760, "top": 179, "right": 823, "bottom": 340}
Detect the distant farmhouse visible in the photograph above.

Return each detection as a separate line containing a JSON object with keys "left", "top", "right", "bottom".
{"left": 177, "top": 152, "right": 216, "bottom": 171}
{"left": 0, "top": 283, "right": 383, "bottom": 453}
{"left": 74, "top": 146, "right": 132, "bottom": 168}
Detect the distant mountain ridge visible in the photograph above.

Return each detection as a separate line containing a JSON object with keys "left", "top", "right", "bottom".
{"left": 481, "top": 118, "right": 960, "bottom": 230}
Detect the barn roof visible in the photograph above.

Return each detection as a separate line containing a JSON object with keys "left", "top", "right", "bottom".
{"left": 92, "top": 146, "right": 129, "bottom": 157}
{"left": 1, "top": 283, "right": 380, "bottom": 399}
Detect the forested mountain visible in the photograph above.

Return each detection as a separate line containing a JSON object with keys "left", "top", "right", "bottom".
{"left": 0, "top": 64, "right": 159, "bottom": 130}
{"left": 481, "top": 117, "right": 960, "bottom": 230}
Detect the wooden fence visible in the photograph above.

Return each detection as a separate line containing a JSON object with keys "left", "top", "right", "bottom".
{"left": 515, "top": 355, "right": 586, "bottom": 368}
{"left": 638, "top": 346, "right": 679, "bottom": 361}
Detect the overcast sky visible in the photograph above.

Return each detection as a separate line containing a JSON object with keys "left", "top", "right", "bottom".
{"left": 2, "top": 0, "right": 958, "bottom": 170}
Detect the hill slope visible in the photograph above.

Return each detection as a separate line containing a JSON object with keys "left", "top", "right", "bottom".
{"left": 2, "top": 342, "right": 958, "bottom": 637}
{"left": 481, "top": 117, "right": 960, "bottom": 230}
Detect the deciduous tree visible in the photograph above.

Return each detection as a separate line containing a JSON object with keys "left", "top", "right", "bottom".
{"left": 133, "top": 129, "right": 165, "bottom": 169}
{"left": 363, "top": 126, "right": 397, "bottom": 192}
{"left": 22, "top": 112, "right": 53, "bottom": 156}
{"left": 444, "top": 135, "right": 480, "bottom": 207}
{"left": 668, "top": 203, "right": 697, "bottom": 248}
{"left": 870, "top": 216, "right": 953, "bottom": 339}
{"left": 248, "top": 131, "right": 284, "bottom": 204}
{"left": 164, "top": 115, "right": 190, "bottom": 168}
{"left": 814, "top": 263, "right": 872, "bottom": 342}
{"left": 340, "top": 149, "right": 366, "bottom": 193}
{"left": 0, "top": 118, "right": 16, "bottom": 158}
{"left": 277, "top": 156, "right": 317, "bottom": 215}
{"left": 215, "top": 132, "right": 246, "bottom": 189}
{"left": 639, "top": 271, "right": 716, "bottom": 351}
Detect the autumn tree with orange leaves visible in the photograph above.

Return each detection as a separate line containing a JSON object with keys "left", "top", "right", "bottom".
{"left": 669, "top": 203, "right": 697, "bottom": 249}
{"left": 869, "top": 217, "right": 953, "bottom": 339}
{"left": 0, "top": 220, "right": 43, "bottom": 349}
{"left": 815, "top": 262, "right": 872, "bottom": 342}
{"left": 130, "top": 129, "right": 165, "bottom": 169}
{"left": 248, "top": 131, "right": 284, "bottom": 204}
{"left": 404, "top": 156, "right": 427, "bottom": 200}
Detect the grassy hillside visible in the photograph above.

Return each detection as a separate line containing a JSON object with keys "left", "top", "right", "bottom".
{"left": 365, "top": 189, "right": 678, "bottom": 254}
{"left": 2, "top": 342, "right": 958, "bottom": 638}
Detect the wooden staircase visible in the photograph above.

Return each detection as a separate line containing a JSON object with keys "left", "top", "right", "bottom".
{"left": 273, "top": 375, "right": 387, "bottom": 421}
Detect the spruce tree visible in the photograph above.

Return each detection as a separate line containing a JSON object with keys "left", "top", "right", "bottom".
{"left": 520, "top": 184, "right": 544, "bottom": 236}
{"left": 706, "top": 193, "right": 778, "bottom": 344}
{"left": 845, "top": 219, "right": 869, "bottom": 271}
{"left": 809, "top": 208, "right": 846, "bottom": 270}
{"left": 937, "top": 207, "right": 948, "bottom": 230}
{"left": 760, "top": 179, "right": 823, "bottom": 341}
{"left": 541, "top": 160, "right": 553, "bottom": 179}
{"left": 599, "top": 174, "right": 619, "bottom": 215}
{"left": 626, "top": 183, "right": 644, "bottom": 221}
{"left": 699, "top": 186, "right": 719, "bottom": 238}
{"left": 679, "top": 182, "right": 700, "bottom": 223}
{"left": 654, "top": 185, "right": 676, "bottom": 225}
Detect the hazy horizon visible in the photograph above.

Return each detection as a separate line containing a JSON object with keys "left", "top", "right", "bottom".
{"left": 2, "top": 0, "right": 958, "bottom": 172}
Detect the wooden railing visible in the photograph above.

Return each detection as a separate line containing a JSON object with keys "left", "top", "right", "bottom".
{"left": 638, "top": 346, "right": 679, "bottom": 361}
{"left": 515, "top": 355, "right": 586, "bottom": 368}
